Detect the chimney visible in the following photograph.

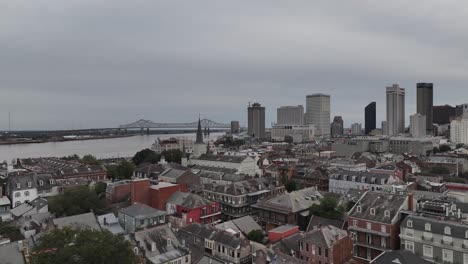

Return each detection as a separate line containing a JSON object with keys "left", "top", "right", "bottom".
{"left": 407, "top": 193, "right": 414, "bottom": 211}
{"left": 103, "top": 217, "right": 108, "bottom": 226}
{"left": 18, "top": 240, "right": 24, "bottom": 252}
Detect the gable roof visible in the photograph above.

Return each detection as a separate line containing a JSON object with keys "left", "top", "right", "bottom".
{"left": 300, "top": 225, "right": 348, "bottom": 248}
{"left": 52, "top": 212, "right": 101, "bottom": 231}
{"left": 252, "top": 187, "right": 323, "bottom": 213}
{"left": 195, "top": 154, "right": 250, "bottom": 164}
{"left": 167, "top": 191, "right": 213, "bottom": 209}
{"left": 348, "top": 191, "right": 408, "bottom": 224}
{"left": 307, "top": 215, "right": 345, "bottom": 231}
{"left": 119, "top": 203, "right": 166, "bottom": 219}
{"left": 371, "top": 250, "right": 431, "bottom": 264}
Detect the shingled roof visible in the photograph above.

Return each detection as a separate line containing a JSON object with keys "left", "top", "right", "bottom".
{"left": 348, "top": 191, "right": 408, "bottom": 224}
{"left": 167, "top": 191, "right": 213, "bottom": 209}
{"left": 252, "top": 187, "right": 323, "bottom": 213}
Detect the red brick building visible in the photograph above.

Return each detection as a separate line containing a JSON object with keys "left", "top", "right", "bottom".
{"left": 105, "top": 180, "right": 132, "bottom": 204}
{"left": 268, "top": 224, "right": 299, "bottom": 243}
{"left": 130, "top": 179, "right": 187, "bottom": 210}
{"left": 347, "top": 191, "right": 410, "bottom": 262}
{"left": 166, "top": 191, "right": 220, "bottom": 225}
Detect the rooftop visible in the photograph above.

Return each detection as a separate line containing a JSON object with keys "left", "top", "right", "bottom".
{"left": 53, "top": 212, "right": 101, "bottom": 231}
{"left": 119, "top": 203, "right": 166, "bottom": 219}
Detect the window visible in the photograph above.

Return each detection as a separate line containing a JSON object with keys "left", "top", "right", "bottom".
{"left": 370, "top": 208, "right": 375, "bottom": 215}
{"left": 15, "top": 201, "right": 21, "bottom": 207}
{"left": 133, "top": 247, "right": 139, "bottom": 255}
{"left": 465, "top": 230, "right": 468, "bottom": 239}
{"left": 318, "top": 247, "right": 321, "bottom": 256}
{"left": 39, "top": 180, "right": 44, "bottom": 186}
{"left": 425, "top": 223, "right": 431, "bottom": 231}
{"left": 353, "top": 220, "right": 358, "bottom": 226}
{"left": 381, "top": 225, "right": 386, "bottom": 233}
{"left": 356, "top": 206, "right": 361, "bottom": 213}
{"left": 381, "top": 237, "right": 386, "bottom": 248}
{"left": 312, "top": 245, "right": 315, "bottom": 255}
{"left": 27, "top": 182, "right": 32, "bottom": 188}
{"left": 325, "top": 249, "right": 328, "bottom": 258}
{"left": 443, "top": 249, "right": 453, "bottom": 263}
{"left": 406, "top": 228, "right": 414, "bottom": 237}
{"left": 366, "top": 222, "right": 372, "bottom": 229}
{"left": 384, "top": 210, "right": 390, "bottom": 217}
{"left": 407, "top": 220, "right": 413, "bottom": 228}
{"left": 423, "top": 245, "right": 433, "bottom": 259}
{"left": 15, "top": 192, "right": 21, "bottom": 197}
{"left": 16, "top": 183, "right": 21, "bottom": 189}
{"left": 405, "top": 241, "right": 414, "bottom": 253}
{"left": 366, "top": 234, "right": 372, "bottom": 244}
{"left": 50, "top": 179, "right": 54, "bottom": 184}
{"left": 25, "top": 191, "right": 30, "bottom": 197}
{"left": 445, "top": 226, "right": 451, "bottom": 235}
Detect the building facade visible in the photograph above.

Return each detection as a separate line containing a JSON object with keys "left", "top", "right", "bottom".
{"left": 231, "top": 121, "right": 240, "bottom": 134}
{"left": 271, "top": 125, "right": 315, "bottom": 143}
{"left": 351, "top": 123, "right": 362, "bottom": 135}
{"left": 386, "top": 84, "right": 406, "bottom": 136}
{"left": 277, "top": 105, "right": 304, "bottom": 125}
{"left": 305, "top": 94, "right": 331, "bottom": 137}
{"left": 433, "top": 105, "right": 455, "bottom": 125}
{"left": 451, "top": 117, "right": 468, "bottom": 144}
{"left": 331, "top": 116, "right": 344, "bottom": 137}
{"left": 365, "top": 102, "right": 377, "bottom": 135}
{"left": 410, "top": 113, "right": 427, "bottom": 138}
{"left": 248, "top": 102, "right": 266, "bottom": 139}
{"left": 417, "top": 83, "right": 433, "bottom": 133}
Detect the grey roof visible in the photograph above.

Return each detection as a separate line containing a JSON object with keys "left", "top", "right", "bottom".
{"left": 0, "top": 196, "right": 11, "bottom": 206}
{"left": 53, "top": 212, "right": 101, "bottom": 231}
{"left": 252, "top": 187, "right": 323, "bottom": 213}
{"left": 330, "top": 170, "right": 391, "bottom": 185}
{"left": 195, "top": 154, "right": 249, "bottom": 164}
{"left": 119, "top": 203, "right": 166, "bottom": 219}
{"left": 204, "top": 177, "right": 282, "bottom": 196}
{"left": 300, "top": 225, "right": 348, "bottom": 248}
{"left": 371, "top": 250, "right": 431, "bottom": 264}
{"left": 191, "top": 165, "right": 238, "bottom": 174}
{"left": 167, "top": 191, "right": 213, "bottom": 209}
{"left": 194, "top": 255, "right": 224, "bottom": 264}
{"left": 307, "top": 215, "right": 345, "bottom": 231}
{"left": 231, "top": 216, "right": 262, "bottom": 235}
{"left": 160, "top": 169, "right": 189, "bottom": 179}
{"left": 0, "top": 242, "right": 26, "bottom": 264}
{"left": 402, "top": 214, "right": 468, "bottom": 240}
{"left": 179, "top": 223, "right": 245, "bottom": 249}
{"left": 348, "top": 191, "right": 408, "bottom": 224}
{"left": 133, "top": 224, "right": 189, "bottom": 264}
{"left": 8, "top": 173, "right": 37, "bottom": 191}
{"left": 97, "top": 213, "right": 125, "bottom": 235}
{"left": 9, "top": 197, "right": 48, "bottom": 217}
{"left": 269, "top": 224, "right": 297, "bottom": 233}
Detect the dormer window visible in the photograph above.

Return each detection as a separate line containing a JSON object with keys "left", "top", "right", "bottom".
{"left": 445, "top": 227, "right": 451, "bottom": 235}
{"left": 27, "top": 182, "right": 32, "bottom": 188}
{"left": 465, "top": 230, "right": 468, "bottom": 238}
{"left": 352, "top": 176, "right": 356, "bottom": 182}
{"left": 381, "top": 179, "right": 386, "bottom": 185}
{"left": 370, "top": 208, "right": 376, "bottom": 215}
{"left": 384, "top": 210, "right": 390, "bottom": 217}
{"left": 16, "top": 183, "right": 21, "bottom": 189}
{"left": 361, "top": 177, "right": 366, "bottom": 183}
{"left": 50, "top": 179, "right": 54, "bottom": 184}
{"left": 407, "top": 220, "right": 413, "bottom": 228}
{"left": 356, "top": 206, "right": 362, "bottom": 213}
{"left": 39, "top": 180, "right": 44, "bottom": 186}
{"left": 425, "top": 223, "right": 431, "bottom": 231}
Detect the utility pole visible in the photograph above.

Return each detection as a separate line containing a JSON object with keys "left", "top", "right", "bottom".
{"left": 8, "top": 112, "right": 11, "bottom": 132}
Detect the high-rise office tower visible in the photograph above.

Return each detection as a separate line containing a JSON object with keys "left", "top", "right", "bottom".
{"left": 455, "top": 104, "right": 468, "bottom": 118}
{"left": 386, "top": 84, "right": 405, "bottom": 136}
{"left": 382, "top": 121, "right": 388, "bottom": 135}
{"left": 410, "top": 113, "right": 426, "bottom": 138}
{"left": 247, "top": 102, "right": 265, "bottom": 139}
{"left": 365, "top": 102, "right": 376, "bottom": 135}
{"left": 417, "top": 83, "right": 433, "bottom": 133}
{"left": 277, "top": 105, "right": 304, "bottom": 125}
{"left": 230, "top": 121, "right": 240, "bottom": 134}
{"left": 331, "top": 116, "right": 344, "bottom": 137}
{"left": 351, "top": 123, "right": 362, "bottom": 135}
{"left": 305, "top": 94, "right": 331, "bottom": 137}
{"left": 433, "top": 105, "right": 455, "bottom": 125}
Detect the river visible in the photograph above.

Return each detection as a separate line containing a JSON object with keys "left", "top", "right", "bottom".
{"left": 0, "top": 133, "right": 224, "bottom": 162}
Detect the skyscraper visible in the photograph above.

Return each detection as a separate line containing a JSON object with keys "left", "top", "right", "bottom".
{"left": 305, "top": 94, "right": 331, "bottom": 137}
{"left": 410, "top": 113, "right": 426, "bottom": 138}
{"left": 277, "top": 105, "right": 304, "bottom": 125}
{"left": 351, "top": 123, "right": 362, "bottom": 135}
{"left": 433, "top": 105, "right": 455, "bottom": 125}
{"left": 417, "top": 83, "right": 433, "bottom": 134}
{"left": 248, "top": 102, "right": 265, "bottom": 139}
{"left": 386, "top": 84, "right": 405, "bottom": 136}
{"left": 364, "top": 102, "right": 376, "bottom": 135}
{"left": 331, "top": 116, "right": 344, "bottom": 137}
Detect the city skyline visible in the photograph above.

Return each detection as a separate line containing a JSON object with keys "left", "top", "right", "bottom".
{"left": 2, "top": 1, "right": 468, "bottom": 130}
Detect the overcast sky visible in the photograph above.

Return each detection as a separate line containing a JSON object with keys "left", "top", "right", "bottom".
{"left": 1, "top": 1, "right": 468, "bottom": 130}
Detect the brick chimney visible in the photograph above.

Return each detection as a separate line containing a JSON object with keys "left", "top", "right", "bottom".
{"left": 130, "top": 179, "right": 151, "bottom": 205}
{"left": 408, "top": 192, "right": 414, "bottom": 211}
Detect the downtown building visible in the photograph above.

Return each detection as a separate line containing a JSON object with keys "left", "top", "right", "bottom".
{"left": 365, "top": 102, "right": 377, "bottom": 135}
{"left": 386, "top": 84, "right": 406, "bottom": 136}
{"left": 247, "top": 102, "right": 265, "bottom": 139}
{"left": 410, "top": 113, "right": 427, "bottom": 138}
{"left": 305, "top": 94, "right": 331, "bottom": 137}
{"left": 331, "top": 116, "right": 344, "bottom": 137}
{"left": 272, "top": 105, "right": 314, "bottom": 142}
{"left": 451, "top": 117, "right": 468, "bottom": 145}
{"left": 351, "top": 123, "right": 363, "bottom": 135}
{"left": 277, "top": 105, "right": 304, "bottom": 125}
{"left": 417, "top": 83, "right": 433, "bottom": 134}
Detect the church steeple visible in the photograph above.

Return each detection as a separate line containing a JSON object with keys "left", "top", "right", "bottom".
{"left": 196, "top": 116, "right": 204, "bottom": 144}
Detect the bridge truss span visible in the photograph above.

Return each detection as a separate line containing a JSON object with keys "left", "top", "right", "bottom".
{"left": 119, "top": 119, "right": 231, "bottom": 129}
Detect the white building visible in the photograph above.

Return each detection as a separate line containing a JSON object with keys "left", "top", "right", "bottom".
{"left": 7, "top": 174, "right": 39, "bottom": 208}
{"left": 451, "top": 117, "right": 468, "bottom": 144}
{"left": 305, "top": 94, "right": 331, "bottom": 137}
{"left": 151, "top": 137, "right": 194, "bottom": 154}
{"left": 386, "top": 84, "right": 405, "bottom": 136}
{"left": 410, "top": 113, "right": 426, "bottom": 138}
{"left": 188, "top": 154, "right": 258, "bottom": 176}
{"left": 329, "top": 170, "right": 399, "bottom": 194}
{"left": 277, "top": 105, "right": 304, "bottom": 125}
{"left": 271, "top": 124, "right": 315, "bottom": 143}
{"left": 351, "top": 123, "right": 362, "bottom": 135}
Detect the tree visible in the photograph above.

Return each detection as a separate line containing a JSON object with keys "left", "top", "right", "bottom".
{"left": 456, "top": 143, "right": 465, "bottom": 149}
{"left": 31, "top": 228, "right": 137, "bottom": 264}
{"left": 286, "top": 180, "right": 297, "bottom": 193}
{"left": 284, "top": 135, "right": 294, "bottom": 144}
{"left": 160, "top": 149, "right": 183, "bottom": 164}
{"left": 309, "top": 197, "right": 344, "bottom": 221}
{"left": 115, "top": 160, "right": 135, "bottom": 180}
{"left": 430, "top": 166, "right": 450, "bottom": 175}
{"left": 247, "top": 230, "right": 264, "bottom": 243}
{"left": 60, "top": 154, "right": 80, "bottom": 161}
{"left": 94, "top": 182, "right": 107, "bottom": 198}
{"left": 49, "top": 186, "right": 106, "bottom": 217}
{"left": 432, "top": 147, "right": 439, "bottom": 154}
{"left": 439, "top": 144, "right": 452, "bottom": 153}
{"left": 81, "top": 155, "right": 101, "bottom": 165}
{"left": 0, "top": 220, "right": 23, "bottom": 241}
{"left": 132, "top": 149, "right": 160, "bottom": 165}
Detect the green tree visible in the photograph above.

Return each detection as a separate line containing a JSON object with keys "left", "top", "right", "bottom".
{"left": 439, "top": 144, "right": 452, "bottom": 153}
{"left": 286, "top": 180, "right": 297, "bottom": 193}
{"left": 132, "top": 149, "right": 160, "bottom": 165}
{"left": 309, "top": 197, "right": 344, "bottom": 221}
{"left": 433, "top": 147, "right": 439, "bottom": 154}
{"left": 456, "top": 143, "right": 465, "bottom": 149}
{"left": 31, "top": 228, "right": 137, "bottom": 264}
{"left": 116, "top": 160, "right": 136, "bottom": 179}
{"left": 0, "top": 220, "right": 23, "bottom": 241}
{"left": 49, "top": 186, "right": 106, "bottom": 217}
{"left": 161, "top": 149, "right": 183, "bottom": 164}
{"left": 61, "top": 154, "right": 80, "bottom": 161}
{"left": 81, "top": 155, "right": 101, "bottom": 165}
{"left": 94, "top": 182, "right": 107, "bottom": 198}
{"left": 247, "top": 230, "right": 264, "bottom": 243}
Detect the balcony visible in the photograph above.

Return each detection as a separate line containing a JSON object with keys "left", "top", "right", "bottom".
{"left": 348, "top": 226, "right": 390, "bottom": 237}
{"left": 200, "top": 211, "right": 222, "bottom": 219}
{"left": 441, "top": 239, "right": 454, "bottom": 246}
{"left": 354, "top": 240, "right": 389, "bottom": 252}
{"left": 421, "top": 236, "right": 434, "bottom": 242}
